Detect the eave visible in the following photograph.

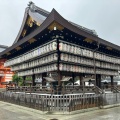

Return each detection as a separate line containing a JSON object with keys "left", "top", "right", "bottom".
{"left": 1, "top": 8, "right": 120, "bottom": 58}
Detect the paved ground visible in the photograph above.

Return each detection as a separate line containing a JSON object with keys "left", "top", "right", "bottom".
{"left": 0, "top": 101, "right": 120, "bottom": 120}
{"left": 0, "top": 88, "right": 5, "bottom": 92}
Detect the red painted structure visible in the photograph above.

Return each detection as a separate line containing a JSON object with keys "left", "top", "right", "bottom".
{"left": 0, "top": 59, "right": 14, "bottom": 88}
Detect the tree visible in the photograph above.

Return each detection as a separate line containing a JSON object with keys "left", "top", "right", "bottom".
{"left": 12, "top": 74, "right": 23, "bottom": 86}
{"left": 25, "top": 76, "right": 32, "bottom": 81}
{"left": 25, "top": 76, "right": 32, "bottom": 86}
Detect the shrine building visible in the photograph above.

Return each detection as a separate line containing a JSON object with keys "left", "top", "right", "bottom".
{"left": 0, "top": 2, "right": 120, "bottom": 88}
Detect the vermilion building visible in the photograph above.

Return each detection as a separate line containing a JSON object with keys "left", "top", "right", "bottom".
{"left": 0, "top": 45, "right": 14, "bottom": 88}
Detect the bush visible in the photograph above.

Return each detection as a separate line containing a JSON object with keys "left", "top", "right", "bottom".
{"left": 12, "top": 74, "right": 23, "bottom": 86}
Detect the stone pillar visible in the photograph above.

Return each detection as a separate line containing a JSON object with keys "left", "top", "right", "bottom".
{"left": 110, "top": 76, "right": 114, "bottom": 86}
{"left": 32, "top": 74, "right": 36, "bottom": 86}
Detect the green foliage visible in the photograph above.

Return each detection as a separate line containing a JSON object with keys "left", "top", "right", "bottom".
{"left": 12, "top": 74, "right": 23, "bottom": 86}
{"left": 25, "top": 76, "right": 32, "bottom": 86}
{"left": 25, "top": 76, "right": 32, "bottom": 81}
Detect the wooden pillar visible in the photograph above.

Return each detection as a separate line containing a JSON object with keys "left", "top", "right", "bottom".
{"left": 32, "top": 74, "right": 36, "bottom": 86}
{"left": 58, "top": 71, "right": 62, "bottom": 86}
{"left": 57, "top": 71, "right": 62, "bottom": 94}
{"left": 23, "top": 76, "right": 26, "bottom": 86}
{"left": 96, "top": 74, "right": 101, "bottom": 88}
{"left": 99, "top": 75, "right": 101, "bottom": 88}
{"left": 72, "top": 73, "right": 75, "bottom": 86}
{"left": 110, "top": 76, "right": 114, "bottom": 86}
{"left": 42, "top": 73, "right": 47, "bottom": 86}
{"left": 95, "top": 76, "right": 98, "bottom": 87}
{"left": 79, "top": 74, "right": 83, "bottom": 86}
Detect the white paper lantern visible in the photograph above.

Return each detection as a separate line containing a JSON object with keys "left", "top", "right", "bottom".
{"left": 49, "top": 43, "right": 52, "bottom": 51}
{"left": 76, "top": 47, "right": 79, "bottom": 55}
{"left": 64, "top": 44, "right": 67, "bottom": 52}
{"left": 74, "top": 46, "right": 77, "bottom": 54}
{"left": 71, "top": 46, "right": 74, "bottom": 53}
{"left": 64, "top": 54, "right": 68, "bottom": 61}
{"left": 54, "top": 53, "right": 58, "bottom": 60}
{"left": 59, "top": 42, "right": 63, "bottom": 51}
{"left": 52, "top": 41, "right": 57, "bottom": 50}
{"left": 76, "top": 66, "right": 79, "bottom": 72}
{"left": 74, "top": 56, "right": 77, "bottom": 63}
{"left": 66, "top": 44, "right": 69, "bottom": 52}
{"left": 54, "top": 64, "right": 57, "bottom": 70}
{"left": 66, "top": 64, "right": 69, "bottom": 71}
{"left": 61, "top": 64, "right": 64, "bottom": 71}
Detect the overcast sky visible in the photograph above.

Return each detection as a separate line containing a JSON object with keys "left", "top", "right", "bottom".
{"left": 0, "top": 0, "right": 120, "bottom": 46}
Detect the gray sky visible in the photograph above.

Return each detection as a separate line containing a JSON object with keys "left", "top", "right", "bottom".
{"left": 0, "top": 0, "right": 120, "bottom": 46}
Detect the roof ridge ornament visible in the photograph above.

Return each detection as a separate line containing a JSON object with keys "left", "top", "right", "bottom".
{"left": 28, "top": 1, "right": 37, "bottom": 12}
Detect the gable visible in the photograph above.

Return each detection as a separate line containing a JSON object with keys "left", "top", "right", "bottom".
{"left": 13, "top": 2, "right": 48, "bottom": 44}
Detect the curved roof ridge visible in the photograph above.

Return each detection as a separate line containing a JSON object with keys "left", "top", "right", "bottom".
{"left": 69, "top": 21, "right": 98, "bottom": 36}
{"left": 0, "top": 8, "right": 57, "bottom": 57}
{"left": 35, "top": 6, "right": 49, "bottom": 17}
{"left": 13, "top": 7, "right": 29, "bottom": 44}
{"left": 34, "top": 4, "right": 98, "bottom": 36}
{"left": 13, "top": 2, "right": 98, "bottom": 45}
{"left": 13, "top": 2, "right": 51, "bottom": 45}
{"left": 0, "top": 45, "right": 8, "bottom": 48}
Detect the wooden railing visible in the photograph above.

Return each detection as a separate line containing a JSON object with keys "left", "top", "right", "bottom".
{"left": 6, "top": 85, "right": 120, "bottom": 94}
{"left": 0, "top": 91, "right": 99, "bottom": 112}
{"left": 1, "top": 86, "right": 120, "bottom": 112}
{"left": 101, "top": 85, "right": 120, "bottom": 93}
{"left": 6, "top": 85, "right": 98, "bottom": 94}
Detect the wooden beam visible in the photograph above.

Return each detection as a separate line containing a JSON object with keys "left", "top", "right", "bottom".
{"left": 84, "top": 38, "right": 93, "bottom": 43}
{"left": 21, "top": 29, "right": 27, "bottom": 37}
{"left": 26, "top": 16, "right": 34, "bottom": 27}
{"left": 15, "top": 46, "right": 21, "bottom": 51}
{"left": 48, "top": 21, "right": 64, "bottom": 31}
{"left": 106, "top": 46, "right": 112, "bottom": 50}
{"left": 28, "top": 38, "right": 36, "bottom": 44}
{"left": 6, "top": 52, "right": 11, "bottom": 55}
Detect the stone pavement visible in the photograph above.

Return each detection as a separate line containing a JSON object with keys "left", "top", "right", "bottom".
{"left": 0, "top": 101, "right": 120, "bottom": 120}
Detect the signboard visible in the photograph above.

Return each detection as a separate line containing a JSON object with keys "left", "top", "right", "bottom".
{"left": 35, "top": 78, "right": 42, "bottom": 83}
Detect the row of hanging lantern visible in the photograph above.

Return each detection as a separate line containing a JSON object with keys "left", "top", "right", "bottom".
{"left": 60, "top": 53, "right": 94, "bottom": 66}
{"left": 59, "top": 63, "right": 94, "bottom": 74}
{"left": 60, "top": 53, "right": 93, "bottom": 65}
{"left": 11, "top": 53, "right": 58, "bottom": 71}
{"left": 59, "top": 63, "right": 118, "bottom": 76}
{"left": 59, "top": 42, "right": 83, "bottom": 55}
{"left": 18, "top": 64, "right": 57, "bottom": 76}
{"left": 4, "top": 41, "right": 57, "bottom": 67}
{"left": 60, "top": 53, "right": 120, "bottom": 70}
{"left": 94, "top": 52, "right": 119, "bottom": 64}
{"left": 59, "top": 41, "right": 120, "bottom": 64}
{"left": 34, "top": 64, "right": 57, "bottom": 74}
{"left": 18, "top": 69, "right": 33, "bottom": 76}
{"left": 96, "top": 69, "right": 118, "bottom": 76}
{"left": 100, "top": 62, "right": 120, "bottom": 70}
